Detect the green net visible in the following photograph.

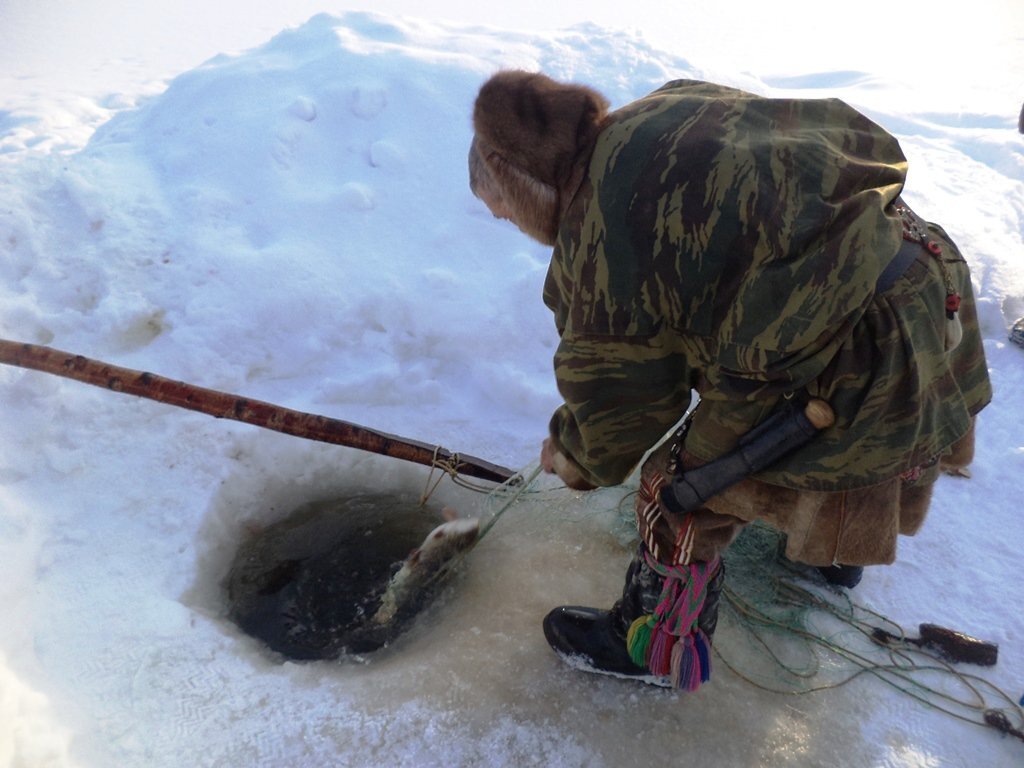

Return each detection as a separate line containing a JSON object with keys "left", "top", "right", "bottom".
{"left": 717, "top": 521, "right": 1023, "bottom": 742}
{"left": 444, "top": 466, "right": 1024, "bottom": 743}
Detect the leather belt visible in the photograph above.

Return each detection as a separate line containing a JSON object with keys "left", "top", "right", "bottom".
{"left": 876, "top": 199, "right": 926, "bottom": 295}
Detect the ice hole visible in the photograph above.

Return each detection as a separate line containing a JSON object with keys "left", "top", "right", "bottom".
{"left": 185, "top": 437, "right": 484, "bottom": 662}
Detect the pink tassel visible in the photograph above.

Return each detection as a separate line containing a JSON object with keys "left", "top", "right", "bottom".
{"left": 670, "top": 640, "right": 684, "bottom": 688}
{"left": 647, "top": 626, "right": 675, "bottom": 676}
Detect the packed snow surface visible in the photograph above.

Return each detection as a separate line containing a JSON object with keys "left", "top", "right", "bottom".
{"left": 1, "top": 10, "right": 1022, "bottom": 768}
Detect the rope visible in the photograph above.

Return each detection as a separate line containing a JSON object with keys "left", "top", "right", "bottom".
{"left": 416, "top": 467, "right": 1023, "bottom": 746}
{"left": 419, "top": 446, "right": 451, "bottom": 505}
{"left": 583, "top": 489, "right": 1022, "bottom": 745}
{"left": 715, "top": 523, "right": 1024, "bottom": 745}
{"left": 399, "top": 463, "right": 543, "bottom": 599}
{"left": 419, "top": 449, "right": 527, "bottom": 505}
{"left": 477, "top": 464, "right": 544, "bottom": 540}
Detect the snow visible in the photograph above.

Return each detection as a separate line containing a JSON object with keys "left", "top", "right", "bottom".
{"left": 1, "top": 5, "right": 1023, "bottom": 767}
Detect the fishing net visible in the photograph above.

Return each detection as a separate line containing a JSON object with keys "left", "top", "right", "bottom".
{"left": 716, "top": 520, "right": 1024, "bottom": 741}
{"left": 467, "top": 467, "right": 1024, "bottom": 744}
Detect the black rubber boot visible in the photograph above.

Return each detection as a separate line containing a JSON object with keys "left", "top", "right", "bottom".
{"left": 542, "top": 606, "right": 658, "bottom": 680}
{"left": 542, "top": 552, "right": 724, "bottom": 685}
{"left": 815, "top": 563, "right": 864, "bottom": 589}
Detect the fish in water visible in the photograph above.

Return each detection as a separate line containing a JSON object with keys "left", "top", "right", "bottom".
{"left": 225, "top": 494, "right": 479, "bottom": 660}
{"left": 372, "top": 516, "right": 480, "bottom": 626}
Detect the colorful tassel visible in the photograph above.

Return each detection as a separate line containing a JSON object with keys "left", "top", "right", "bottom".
{"left": 670, "top": 640, "right": 684, "bottom": 688}
{"left": 626, "top": 615, "right": 654, "bottom": 668}
{"left": 622, "top": 549, "right": 720, "bottom": 691}
{"left": 695, "top": 629, "right": 712, "bottom": 683}
{"left": 647, "top": 625, "right": 675, "bottom": 676}
{"left": 669, "top": 634, "right": 702, "bottom": 691}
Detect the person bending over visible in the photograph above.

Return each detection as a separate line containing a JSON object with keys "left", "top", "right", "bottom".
{"left": 468, "top": 71, "right": 991, "bottom": 690}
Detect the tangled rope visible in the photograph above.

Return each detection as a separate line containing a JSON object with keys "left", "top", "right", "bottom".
{"left": 418, "top": 465, "right": 1023, "bottom": 747}
{"left": 419, "top": 447, "right": 522, "bottom": 503}
{"left": 405, "top": 461, "right": 544, "bottom": 597}
{"left": 716, "top": 522, "right": 1024, "bottom": 744}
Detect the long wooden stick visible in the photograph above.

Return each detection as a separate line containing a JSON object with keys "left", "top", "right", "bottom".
{"left": 0, "top": 339, "right": 516, "bottom": 484}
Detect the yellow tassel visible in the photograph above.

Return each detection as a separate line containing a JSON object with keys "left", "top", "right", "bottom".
{"left": 626, "top": 615, "right": 654, "bottom": 668}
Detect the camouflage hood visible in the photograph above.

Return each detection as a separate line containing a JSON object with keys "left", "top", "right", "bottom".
{"left": 544, "top": 80, "right": 990, "bottom": 490}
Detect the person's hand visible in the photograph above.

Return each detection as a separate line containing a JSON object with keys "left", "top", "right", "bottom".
{"left": 540, "top": 438, "right": 596, "bottom": 490}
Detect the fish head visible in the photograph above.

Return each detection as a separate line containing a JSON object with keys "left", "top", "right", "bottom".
{"left": 406, "top": 517, "right": 479, "bottom": 570}
{"left": 370, "top": 516, "right": 480, "bottom": 628}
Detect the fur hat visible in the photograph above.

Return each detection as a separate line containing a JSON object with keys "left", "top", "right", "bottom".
{"left": 470, "top": 70, "right": 609, "bottom": 244}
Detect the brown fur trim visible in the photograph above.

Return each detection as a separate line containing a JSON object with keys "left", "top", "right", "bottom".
{"left": 940, "top": 415, "right": 976, "bottom": 471}
{"left": 471, "top": 70, "right": 609, "bottom": 245}
{"left": 639, "top": 441, "right": 940, "bottom": 567}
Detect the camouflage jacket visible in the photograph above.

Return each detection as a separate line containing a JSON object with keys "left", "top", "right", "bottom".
{"left": 544, "top": 80, "right": 991, "bottom": 491}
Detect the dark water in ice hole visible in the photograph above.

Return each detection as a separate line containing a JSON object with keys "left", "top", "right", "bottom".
{"left": 225, "top": 493, "right": 449, "bottom": 660}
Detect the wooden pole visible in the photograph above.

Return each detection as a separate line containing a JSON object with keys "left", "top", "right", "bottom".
{"left": 0, "top": 339, "right": 517, "bottom": 484}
